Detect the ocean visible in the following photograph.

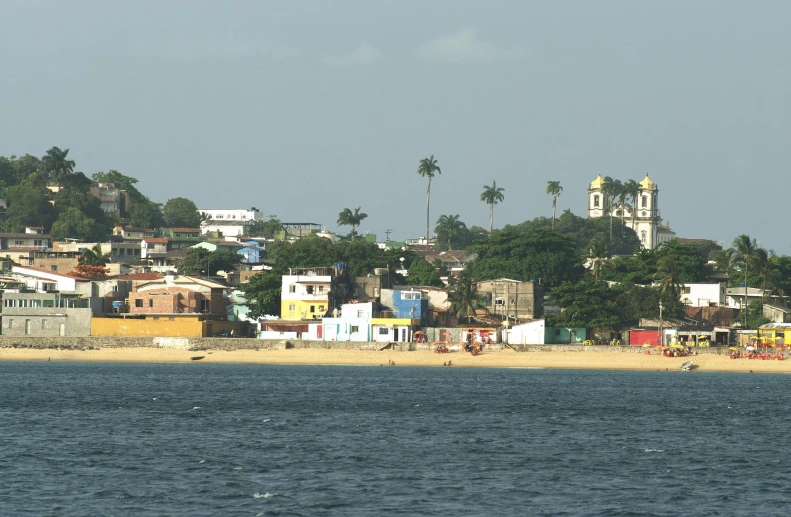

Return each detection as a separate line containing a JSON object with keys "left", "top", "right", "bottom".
{"left": 0, "top": 362, "right": 788, "bottom": 516}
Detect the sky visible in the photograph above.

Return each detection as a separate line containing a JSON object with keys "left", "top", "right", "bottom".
{"left": 1, "top": 0, "right": 790, "bottom": 251}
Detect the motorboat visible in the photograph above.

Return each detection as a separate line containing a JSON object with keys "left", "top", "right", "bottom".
{"left": 680, "top": 360, "right": 693, "bottom": 371}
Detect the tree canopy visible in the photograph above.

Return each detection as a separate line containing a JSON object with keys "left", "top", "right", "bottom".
{"left": 163, "top": 197, "right": 201, "bottom": 228}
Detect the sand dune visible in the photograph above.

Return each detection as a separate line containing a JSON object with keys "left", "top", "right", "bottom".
{"left": 0, "top": 347, "right": 787, "bottom": 373}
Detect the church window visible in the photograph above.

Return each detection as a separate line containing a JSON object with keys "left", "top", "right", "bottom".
{"left": 641, "top": 231, "right": 647, "bottom": 243}
{"left": 641, "top": 196, "right": 648, "bottom": 208}
{"left": 593, "top": 195, "right": 600, "bottom": 208}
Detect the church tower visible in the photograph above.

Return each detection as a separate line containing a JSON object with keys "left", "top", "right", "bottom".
{"left": 634, "top": 174, "right": 660, "bottom": 249}
{"left": 587, "top": 174, "right": 606, "bottom": 218}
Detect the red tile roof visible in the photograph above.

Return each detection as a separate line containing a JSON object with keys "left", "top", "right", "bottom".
{"left": 114, "top": 272, "right": 164, "bottom": 281}
{"left": 143, "top": 238, "right": 170, "bottom": 244}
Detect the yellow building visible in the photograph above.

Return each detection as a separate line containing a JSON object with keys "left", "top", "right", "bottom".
{"left": 371, "top": 317, "right": 420, "bottom": 343}
{"left": 280, "top": 268, "right": 336, "bottom": 320}
{"left": 92, "top": 314, "right": 242, "bottom": 338}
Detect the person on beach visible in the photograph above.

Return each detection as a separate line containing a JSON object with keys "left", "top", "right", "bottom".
{"left": 447, "top": 360, "right": 452, "bottom": 366}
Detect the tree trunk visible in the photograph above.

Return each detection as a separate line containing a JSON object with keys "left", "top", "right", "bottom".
{"left": 552, "top": 197, "right": 557, "bottom": 230}
{"left": 426, "top": 177, "right": 432, "bottom": 242}
{"left": 489, "top": 204, "right": 494, "bottom": 233}
{"left": 744, "top": 267, "right": 749, "bottom": 327}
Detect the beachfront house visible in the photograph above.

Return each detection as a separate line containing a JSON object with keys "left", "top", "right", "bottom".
{"left": 1, "top": 292, "right": 97, "bottom": 336}
{"left": 476, "top": 279, "right": 544, "bottom": 323}
{"left": 380, "top": 288, "right": 429, "bottom": 326}
{"left": 280, "top": 267, "right": 343, "bottom": 321}
{"left": 506, "top": 320, "right": 586, "bottom": 345}
{"left": 316, "top": 302, "right": 375, "bottom": 341}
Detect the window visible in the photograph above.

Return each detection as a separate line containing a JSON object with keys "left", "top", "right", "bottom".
{"left": 555, "top": 329, "right": 561, "bottom": 336}
{"left": 402, "top": 292, "right": 419, "bottom": 300}
{"left": 148, "top": 299, "right": 154, "bottom": 308}
{"left": 319, "top": 305, "right": 325, "bottom": 312}
{"left": 318, "top": 286, "right": 325, "bottom": 293}
{"left": 14, "top": 240, "right": 23, "bottom": 246}
{"left": 289, "top": 304, "right": 296, "bottom": 311}
{"left": 306, "top": 286, "right": 314, "bottom": 294}
{"left": 683, "top": 287, "right": 691, "bottom": 294}
{"left": 112, "top": 285, "right": 119, "bottom": 292}
{"left": 310, "top": 305, "right": 315, "bottom": 313}
{"left": 379, "top": 327, "right": 389, "bottom": 335}
{"left": 34, "top": 240, "right": 43, "bottom": 246}
{"left": 777, "top": 332, "right": 785, "bottom": 339}
{"left": 593, "top": 195, "right": 600, "bottom": 208}
{"left": 494, "top": 298, "right": 505, "bottom": 306}
{"left": 51, "top": 265, "right": 57, "bottom": 272}
{"left": 641, "top": 231, "right": 647, "bottom": 244}
{"left": 357, "top": 310, "right": 364, "bottom": 318}
{"left": 153, "top": 316, "right": 160, "bottom": 321}
{"left": 351, "top": 325, "right": 359, "bottom": 333}
{"left": 289, "top": 285, "right": 296, "bottom": 293}
{"left": 641, "top": 196, "right": 648, "bottom": 208}
{"left": 135, "top": 299, "right": 143, "bottom": 307}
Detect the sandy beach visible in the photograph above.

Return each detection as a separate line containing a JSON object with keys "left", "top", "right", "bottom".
{"left": 0, "top": 347, "right": 788, "bottom": 373}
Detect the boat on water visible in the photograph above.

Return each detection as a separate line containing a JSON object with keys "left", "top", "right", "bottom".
{"left": 680, "top": 361, "right": 693, "bottom": 371}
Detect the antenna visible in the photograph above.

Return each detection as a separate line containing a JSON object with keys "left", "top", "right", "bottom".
{"left": 385, "top": 229, "right": 392, "bottom": 242}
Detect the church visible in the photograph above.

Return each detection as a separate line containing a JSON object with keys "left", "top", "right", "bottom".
{"left": 587, "top": 174, "right": 676, "bottom": 249}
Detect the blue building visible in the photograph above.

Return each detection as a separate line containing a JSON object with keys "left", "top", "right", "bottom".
{"left": 237, "top": 240, "right": 267, "bottom": 264}
{"left": 380, "top": 288, "right": 429, "bottom": 327}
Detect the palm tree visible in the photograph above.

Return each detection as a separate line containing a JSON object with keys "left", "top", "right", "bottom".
{"left": 41, "top": 146, "right": 76, "bottom": 186}
{"left": 601, "top": 176, "right": 622, "bottom": 241}
{"left": 623, "top": 179, "right": 639, "bottom": 230}
{"left": 588, "top": 239, "right": 608, "bottom": 283}
{"left": 479, "top": 181, "right": 505, "bottom": 232}
{"left": 656, "top": 255, "right": 682, "bottom": 298}
{"left": 79, "top": 243, "right": 110, "bottom": 266}
{"left": 754, "top": 248, "right": 774, "bottom": 300}
{"left": 450, "top": 272, "right": 478, "bottom": 324}
{"left": 417, "top": 155, "right": 441, "bottom": 241}
{"left": 435, "top": 214, "right": 466, "bottom": 250}
{"left": 729, "top": 234, "right": 764, "bottom": 327}
{"left": 337, "top": 207, "right": 368, "bottom": 241}
{"left": 545, "top": 181, "right": 563, "bottom": 230}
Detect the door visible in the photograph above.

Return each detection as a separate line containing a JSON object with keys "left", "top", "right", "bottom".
{"left": 59, "top": 323, "right": 65, "bottom": 336}
{"left": 401, "top": 328, "right": 408, "bottom": 342}
{"left": 25, "top": 319, "right": 31, "bottom": 335}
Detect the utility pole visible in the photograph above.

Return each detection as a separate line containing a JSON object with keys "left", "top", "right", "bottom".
{"left": 658, "top": 300, "right": 663, "bottom": 346}
{"left": 385, "top": 229, "right": 392, "bottom": 242}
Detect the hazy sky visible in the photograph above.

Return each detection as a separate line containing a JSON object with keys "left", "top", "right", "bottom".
{"left": 1, "top": 1, "right": 789, "bottom": 251}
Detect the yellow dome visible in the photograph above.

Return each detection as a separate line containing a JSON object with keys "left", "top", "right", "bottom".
{"left": 639, "top": 174, "right": 656, "bottom": 190}
{"left": 590, "top": 174, "right": 605, "bottom": 189}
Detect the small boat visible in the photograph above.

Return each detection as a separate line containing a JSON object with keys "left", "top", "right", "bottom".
{"left": 190, "top": 356, "right": 205, "bottom": 361}
{"left": 680, "top": 361, "right": 693, "bottom": 371}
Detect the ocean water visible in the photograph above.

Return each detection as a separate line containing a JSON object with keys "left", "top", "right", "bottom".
{"left": 0, "top": 363, "right": 789, "bottom": 516}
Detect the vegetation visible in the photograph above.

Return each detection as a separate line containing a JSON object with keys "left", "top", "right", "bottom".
{"left": 163, "top": 197, "right": 201, "bottom": 228}
{"left": 480, "top": 181, "right": 505, "bottom": 232}
{"left": 417, "top": 155, "right": 441, "bottom": 241}
{"left": 337, "top": 207, "right": 368, "bottom": 241}
{"left": 545, "top": 181, "right": 562, "bottom": 230}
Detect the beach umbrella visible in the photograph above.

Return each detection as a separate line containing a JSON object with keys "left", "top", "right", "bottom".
{"left": 746, "top": 345, "right": 756, "bottom": 351}
{"left": 728, "top": 347, "right": 739, "bottom": 351}
{"left": 642, "top": 344, "right": 652, "bottom": 348}
{"left": 670, "top": 343, "right": 684, "bottom": 349}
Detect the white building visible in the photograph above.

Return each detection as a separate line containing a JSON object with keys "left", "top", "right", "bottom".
{"left": 588, "top": 174, "right": 671, "bottom": 249}
{"left": 198, "top": 207, "right": 265, "bottom": 237}
{"left": 680, "top": 283, "right": 726, "bottom": 307}
{"left": 506, "top": 320, "right": 546, "bottom": 345}
{"left": 318, "top": 302, "right": 374, "bottom": 341}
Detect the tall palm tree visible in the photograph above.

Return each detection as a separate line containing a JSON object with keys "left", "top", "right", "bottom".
{"left": 435, "top": 214, "right": 466, "bottom": 250}
{"left": 601, "top": 176, "right": 622, "bottom": 241}
{"left": 417, "top": 155, "right": 441, "bottom": 241}
{"left": 79, "top": 243, "right": 110, "bottom": 266}
{"left": 337, "top": 207, "right": 368, "bottom": 241}
{"left": 480, "top": 181, "right": 505, "bottom": 232}
{"left": 623, "top": 179, "right": 639, "bottom": 230}
{"left": 588, "top": 239, "right": 608, "bottom": 283}
{"left": 729, "top": 234, "right": 764, "bottom": 327}
{"left": 41, "top": 146, "right": 76, "bottom": 187}
{"left": 545, "top": 181, "right": 563, "bottom": 230}
{"left": 450, "top": 272, "right": 478, "bottom": 324}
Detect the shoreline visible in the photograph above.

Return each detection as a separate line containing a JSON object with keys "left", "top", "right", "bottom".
{"left": 0, "top": 347, "right": 787, "bottom": 373}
